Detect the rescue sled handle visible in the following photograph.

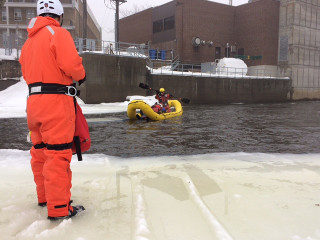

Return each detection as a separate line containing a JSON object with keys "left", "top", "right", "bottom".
{"left": 139, "top": 83, "right": 190, "bottom": 104}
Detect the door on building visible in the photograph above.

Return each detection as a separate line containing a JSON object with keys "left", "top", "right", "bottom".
{"left": 215, "top": 47, "right": 221, "bottom": 60}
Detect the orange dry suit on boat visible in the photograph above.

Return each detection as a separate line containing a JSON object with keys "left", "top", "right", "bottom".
{"left": 19, "top": 16, "right": 86, "bottom": 218}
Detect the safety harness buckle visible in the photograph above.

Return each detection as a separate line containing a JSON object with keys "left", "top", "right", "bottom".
{"left": 65, "top": 86, "right": 77, "bottom": 97}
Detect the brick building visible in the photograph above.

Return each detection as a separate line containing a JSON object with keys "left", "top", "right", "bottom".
{"left": 119, "top": 0, "right": 320, "bottom": 100}
{"left": 0, "top": 0, "right": 101, "bottom": 48}
{"left": 119, "top": 0, "right": 280, "bottom": 67}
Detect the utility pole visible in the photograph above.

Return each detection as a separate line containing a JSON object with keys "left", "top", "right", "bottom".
{"left": 16, "top": 24, "right": 19, "bottom": 59}
{"left": 111, "top": 0, "right": 127, "bottom": 50}
{"left": 83, "top": 0, "right": 87, "bottom": 50}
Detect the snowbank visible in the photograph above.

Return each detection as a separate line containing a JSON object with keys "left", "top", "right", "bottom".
{"left": 0, "top": 78, "right": 28, "bottom": 118}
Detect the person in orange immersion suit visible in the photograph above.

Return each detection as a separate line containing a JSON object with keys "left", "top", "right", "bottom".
{"left": 19, "top": 0, "right": 86, "bottom": 220}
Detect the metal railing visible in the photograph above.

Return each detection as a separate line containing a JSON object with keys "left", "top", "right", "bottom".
{"left": 147, "top": 60, "right": 290, "bottom": 79}
{"left": 75, "top": 38, "right": 149, "bottom": 58}
{"left": 9, "top": 35, "right": 290, "bottom": 79}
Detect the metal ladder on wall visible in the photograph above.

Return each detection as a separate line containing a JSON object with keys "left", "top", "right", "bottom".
{"left": 170, "top": 55, "right": 180, "bottom": 71}
{"left": 146, "top": 54, "right": 181, "bottom": 72}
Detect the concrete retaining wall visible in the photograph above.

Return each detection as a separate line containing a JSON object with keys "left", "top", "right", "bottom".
{"left": 0, "top": 60, "right": 22, "bottom": 91}
{"left": 0, "top": 54, "right": 291, "bottom": 104}
{"left": 148, "top": 74, "right": 292, "bottom": 104}
{"left": 0, "top": 59, "right": 21, "bottom": 79}
{"left": 80, "top": 53, "right": 147, "bottom": 103}
{"left": 80, "top": 53, "right": 291, "bottom": 104}
{"left": 0, "top": 79, "right": 19, "bottom": 91}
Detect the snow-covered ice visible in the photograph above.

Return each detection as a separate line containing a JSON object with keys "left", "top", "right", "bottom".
{"left": 1, "top": 80, "right": 320, "bottom": 240}
{"left": 1, "top": 150, "right": 320, "bottom": 240}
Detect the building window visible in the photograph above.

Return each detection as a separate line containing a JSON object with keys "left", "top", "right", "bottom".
{"left": 153, "top": 20, "right": 163, "bottom": 33}
{"left": 26, "top": 9, "right": 35, "bottom": 20}
{"left": 14, "top": 9, "right": 22, "bottom": 21}
{"left": 279, "top": 35, "right": 288, "bottom": 61}
{"left": 2, "top": 9, "right": 6, "bottom": 21}
{"left": 164, "top": 16, "right": 174, "bottom": 31}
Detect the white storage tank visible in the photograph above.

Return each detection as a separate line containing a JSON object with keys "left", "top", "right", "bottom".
{"left": 216, "top": 58, "right": 248, "bottom": 76}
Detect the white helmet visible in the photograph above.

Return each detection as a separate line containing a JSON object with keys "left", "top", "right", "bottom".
{"left": 37, "top": 0, "right": 64, "bottom": 16}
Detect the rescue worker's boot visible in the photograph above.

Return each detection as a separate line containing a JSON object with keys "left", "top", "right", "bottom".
{"left": 48, "top": 204, "right": 85, "bottom": 220}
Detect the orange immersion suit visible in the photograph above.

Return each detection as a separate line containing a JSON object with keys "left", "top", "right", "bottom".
{"left": 19, "top": 16, "right": 85, "bottom": 218}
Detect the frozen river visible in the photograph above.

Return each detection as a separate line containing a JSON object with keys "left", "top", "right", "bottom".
{"left": 1, "top": 101, "right": 319, "bottom": 156}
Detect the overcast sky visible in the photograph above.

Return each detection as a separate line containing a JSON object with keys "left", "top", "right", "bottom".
{"left": 86, "top": 0, "right": 249, "bottom": 41}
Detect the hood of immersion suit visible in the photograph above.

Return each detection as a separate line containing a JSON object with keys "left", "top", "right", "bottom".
{"left": 27, "top": 16, "right": 60, "bottom": 37}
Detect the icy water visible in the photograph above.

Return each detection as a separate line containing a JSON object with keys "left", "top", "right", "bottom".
{"left": 1, "top": 101, "right": 319, "bottom": 156}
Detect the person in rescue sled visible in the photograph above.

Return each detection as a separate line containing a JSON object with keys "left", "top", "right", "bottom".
{"left": 155, "top": 88, "right": 172, "bottom": 113}
{"left": 19, "top": 0, "right": 86, "bottom": 220}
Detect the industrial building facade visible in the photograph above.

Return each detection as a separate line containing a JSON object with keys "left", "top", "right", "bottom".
{"left": 119, "top": 0, "right": 320, "bottom": 100}
{"left": 119, "top": 0, "right": 280, "bottom": 66}
{"left": 279, "top": 0, "right": 320, "bottom": 99}
{"left": 0, "top": 0, "right": 101, "bottom": 49}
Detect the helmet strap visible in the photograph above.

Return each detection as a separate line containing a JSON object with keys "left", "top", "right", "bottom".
{"left": 59, "top": 14, "right": 64, "bottom": 27}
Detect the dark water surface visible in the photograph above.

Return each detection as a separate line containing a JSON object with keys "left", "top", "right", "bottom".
{"left": 1, "top": 101, "right": 319, "bottom": 157}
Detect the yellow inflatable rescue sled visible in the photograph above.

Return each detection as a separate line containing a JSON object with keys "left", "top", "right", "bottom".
{"left": 127, "top": 100, "right": 183, "bottom": 121}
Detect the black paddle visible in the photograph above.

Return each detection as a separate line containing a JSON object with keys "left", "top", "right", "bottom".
{"left": 139, "top": 83, "right": 190, "bottom": 104}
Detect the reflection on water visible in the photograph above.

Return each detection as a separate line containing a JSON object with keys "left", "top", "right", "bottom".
{"left": 1, "top": 101, "right": 319, "bottom": 157}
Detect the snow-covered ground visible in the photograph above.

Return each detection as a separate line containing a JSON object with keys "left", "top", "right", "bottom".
{"left": 0, "top": 78, "right": 156, "bottom": 118}
{"left": 1, "top": 80, "right": 320, "bottom": 240}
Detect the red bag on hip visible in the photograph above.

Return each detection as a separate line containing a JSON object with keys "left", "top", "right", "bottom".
{"left": 72, "top": 101, "right": 91, "bottom": 161}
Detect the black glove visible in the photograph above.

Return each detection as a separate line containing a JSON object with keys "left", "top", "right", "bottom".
{"left": 78, "top": 75, "right": 86, "bottom": 86}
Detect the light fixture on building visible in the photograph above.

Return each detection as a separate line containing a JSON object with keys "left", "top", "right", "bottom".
{"left": 192, "top": 37, "right": 201, "bottom": 47}
{"left": 207, "top": 41, "right": 213, "bottom": 46}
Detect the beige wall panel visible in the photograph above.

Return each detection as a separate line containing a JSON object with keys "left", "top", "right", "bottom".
{"left": 298, "top": 47, "right": 304, "bottom": 65}
{"left": 311, "top": 7, "right": 317, "bottom": 28}
{"left": 315, "top": 51, "right": 320, "bottom": 67}
{"left": 304, "top": 48, "right": 309, "bottom": 66}
{"left": 287, "top": 3, "right": 294, "bottom": 25}
{"left": 294, "top": 3, "right": 300, "bottom": 26}
{"left": 300, "top": 3, "right": 306, "bottom": 27}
